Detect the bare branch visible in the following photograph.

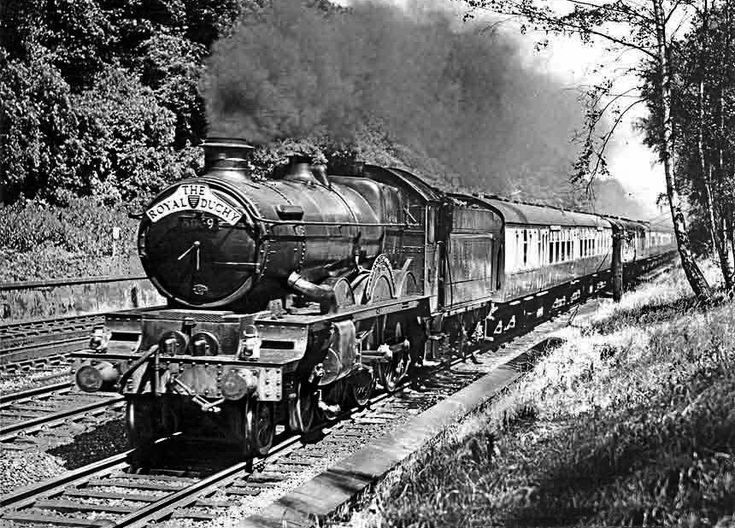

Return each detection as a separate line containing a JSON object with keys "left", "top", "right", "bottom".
{"left": 567, "top": 0, "right": 655, "bottom": 23}
{"left": 590, "top": 98, "right": 646, "bottom": 178}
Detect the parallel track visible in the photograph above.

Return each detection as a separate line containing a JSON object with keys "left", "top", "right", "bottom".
{"left": 0, "top": 383, "right": 125, "bottom": 445}
{"left": 0, "top": 314, "right": 103, "bottom": 367}
{"left": 0, "top": 353, "right": 73, "bottom": 376}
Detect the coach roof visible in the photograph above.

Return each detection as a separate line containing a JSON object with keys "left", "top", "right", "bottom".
{"left": 478, "top": 196, "right": 612, "bottom": 229}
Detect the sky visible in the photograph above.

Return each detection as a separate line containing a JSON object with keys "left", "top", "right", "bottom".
{"left": 332, "top": 0, "right": 668, "bottom": 216}
{"left": 521, "top": 31, "right": 667, "bottom": 215}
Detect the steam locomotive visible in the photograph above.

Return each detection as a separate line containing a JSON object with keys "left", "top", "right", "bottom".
{"left": 73, "top": 138, "right": 675, "bottom": 457}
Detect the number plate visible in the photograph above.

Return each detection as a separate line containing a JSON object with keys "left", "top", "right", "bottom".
{"left": 178, "top": 215, "right": 220, "bottom": 231}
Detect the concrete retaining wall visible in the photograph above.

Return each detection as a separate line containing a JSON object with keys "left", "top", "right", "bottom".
{"left": 0, "top": 279, "right": 165, "bottom": 323}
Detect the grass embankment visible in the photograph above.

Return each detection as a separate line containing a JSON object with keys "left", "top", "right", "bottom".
{"left": 351, "top": 266, "right": 735, "bottom": 527}
{"left": 0, "top": 198, "right": 140, "bottom": 282}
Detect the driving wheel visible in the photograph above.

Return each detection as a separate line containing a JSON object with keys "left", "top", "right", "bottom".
{"left": 376, "top": 320, "right": 410, "bottom": 392}
{"left": 243, "top": 399, "right": 275, "bottom": 458}
{"left": 349, "top": 367, "right": 375, "bottom": 407}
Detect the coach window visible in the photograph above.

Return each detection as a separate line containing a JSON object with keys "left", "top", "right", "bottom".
{"left": 578, "top": 231, "right": 583, "bottom": 258}
{"left": 536, "top": 230, "right": 542, "bottom": 268}
{"left": 549, "top": 233, "right": 554, "bottom": 263}
{"left": 516, "top": 230, "right": 521, "bottom": 269}
{"left": 568, "top": 232, "right": 572, "bottom": 260}
{"left": 543, "top": 231, "right": 548, "bottom": 264}
{"left": 564, "top": 230, "right": 572, "bottom": 260}
{"left": 588, "top": 232, "right": 592, "bottom": 256}
{"left": 557, "top": 233, "right": 562, "bottom": 262}
{"left": 522, "top": 229, "right": 528, "bottom": 268}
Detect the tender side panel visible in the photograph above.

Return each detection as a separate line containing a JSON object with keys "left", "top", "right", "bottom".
{"left": 444, "top": 205, "right": 503, "bottom": 309}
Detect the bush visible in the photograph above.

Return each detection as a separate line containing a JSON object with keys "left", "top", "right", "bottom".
{"left": 0, "top": 197, "right": 135, "bottom": 254}
{"left": 0, "top": 197, "right": 142, "bottom": 281}
{"left": 67, "top": 67, "right": 200, "bottom": 206}
{"left": 0, "top": 49, "right": 79, "bottom": 202}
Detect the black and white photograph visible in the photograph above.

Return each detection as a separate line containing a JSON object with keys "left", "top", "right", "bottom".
{"left": 0, "top": 0, "right": 734, "bottom": 526}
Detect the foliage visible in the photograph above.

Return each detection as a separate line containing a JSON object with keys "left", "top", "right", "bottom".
{"left": 138, "top": 33, "right": 208, "bottom": 147}
{"left": 465, "top": 0, "right": 716, "bottom": 302}
{"left": 0, "top": 49, "right": 79, "bottom": 202}
{"left": 0, "top": 0, "right": 254, "bottom": 205}
{"left": 356, "top": 265, "right": 735, "bottom": 527}
{"left": 0, "top": 196, "right": 141, "bottom": 281}
{"left": 69, "top": 67, "right": 199, "bottom": 205}
{"left": 642, "top": 3, "right": 735, "bottom": 291}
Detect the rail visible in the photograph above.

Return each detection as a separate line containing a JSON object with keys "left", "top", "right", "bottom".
{"left": 0, "top": 275, "right": 149, "bottom": 292}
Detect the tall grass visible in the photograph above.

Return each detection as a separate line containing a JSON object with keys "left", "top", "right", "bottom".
{"left": 352, "top": 266, "right": 735, "bottom": 527}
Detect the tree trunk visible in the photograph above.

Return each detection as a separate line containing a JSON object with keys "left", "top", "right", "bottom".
{"left": 716, "top": 2, "right": 735, "bottom": 293}
{"left": 700, "top": 79, "right": 733, "bottom": 292}
{"left": 727, "top": 214, "right": 735, "bottom": 296}
{"left": 653, "top": 0, "right": 712, "bottom": 302}
{"left": 704, "top": 166, "right": 733, "bottom": 291}
{"left": 697, "top": 77, "right": 719, "bottom": 259}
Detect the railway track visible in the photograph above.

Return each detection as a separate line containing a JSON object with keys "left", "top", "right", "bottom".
{"left": 0, "top": 353, "right": 72, "bottom": 376}
{"left": 0, "top": 306, "right": 581, "bottom": 528}
{"left": 0, "top": 382, "right": 125, "bottom": 446}
{"left": 0, "top": 390, "right": 426, "bottom": 527}
{"left": 0, "top": 314, "right": 103, "bottom": 368}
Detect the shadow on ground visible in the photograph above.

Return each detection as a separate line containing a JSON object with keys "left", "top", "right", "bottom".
{"left": 47, "top": 418, "right": 129, "bottom": 469}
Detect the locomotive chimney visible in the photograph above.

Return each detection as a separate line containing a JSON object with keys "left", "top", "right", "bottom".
{"left": 285, "top": 154, "right": 316, "bottom": 183}
{"left": 203, "top": 137, "right": 255, "bottom": 173}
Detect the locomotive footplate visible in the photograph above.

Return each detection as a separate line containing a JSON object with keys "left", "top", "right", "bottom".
{"left": 70, "top": 293, "right": 431, "bottom": 404}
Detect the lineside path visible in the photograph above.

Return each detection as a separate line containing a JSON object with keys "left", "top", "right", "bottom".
{"left": 239, "top": 299, "right": 604, "bottom": 528}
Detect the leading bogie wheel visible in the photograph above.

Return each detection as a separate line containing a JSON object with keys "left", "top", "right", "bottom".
{"left": 125, "top": 396, "right": 158, "bottom": 449}
{"left": 288, "top": 382, "right": 317, "bottom": 433}
{"left": 243, "top": 399, "right": 275, "bottom": 458}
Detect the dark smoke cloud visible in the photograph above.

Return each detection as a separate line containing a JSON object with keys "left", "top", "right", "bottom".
{"left": 202, "top": 0, "right": 584, "bottom": 198}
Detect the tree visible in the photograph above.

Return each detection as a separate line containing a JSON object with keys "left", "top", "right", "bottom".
{"left": 465, "top": 0, "right": 715, "bottom": 301}
{"left": 0, "top": 48, "right": 79, "bottom": 202}
{"left": 660, "top": 0, "right": 735, "bottom": 294}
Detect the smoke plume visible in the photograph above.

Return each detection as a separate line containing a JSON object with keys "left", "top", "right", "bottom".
{"left": 202, "top": 1, "right": 584, "bottom": 198}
